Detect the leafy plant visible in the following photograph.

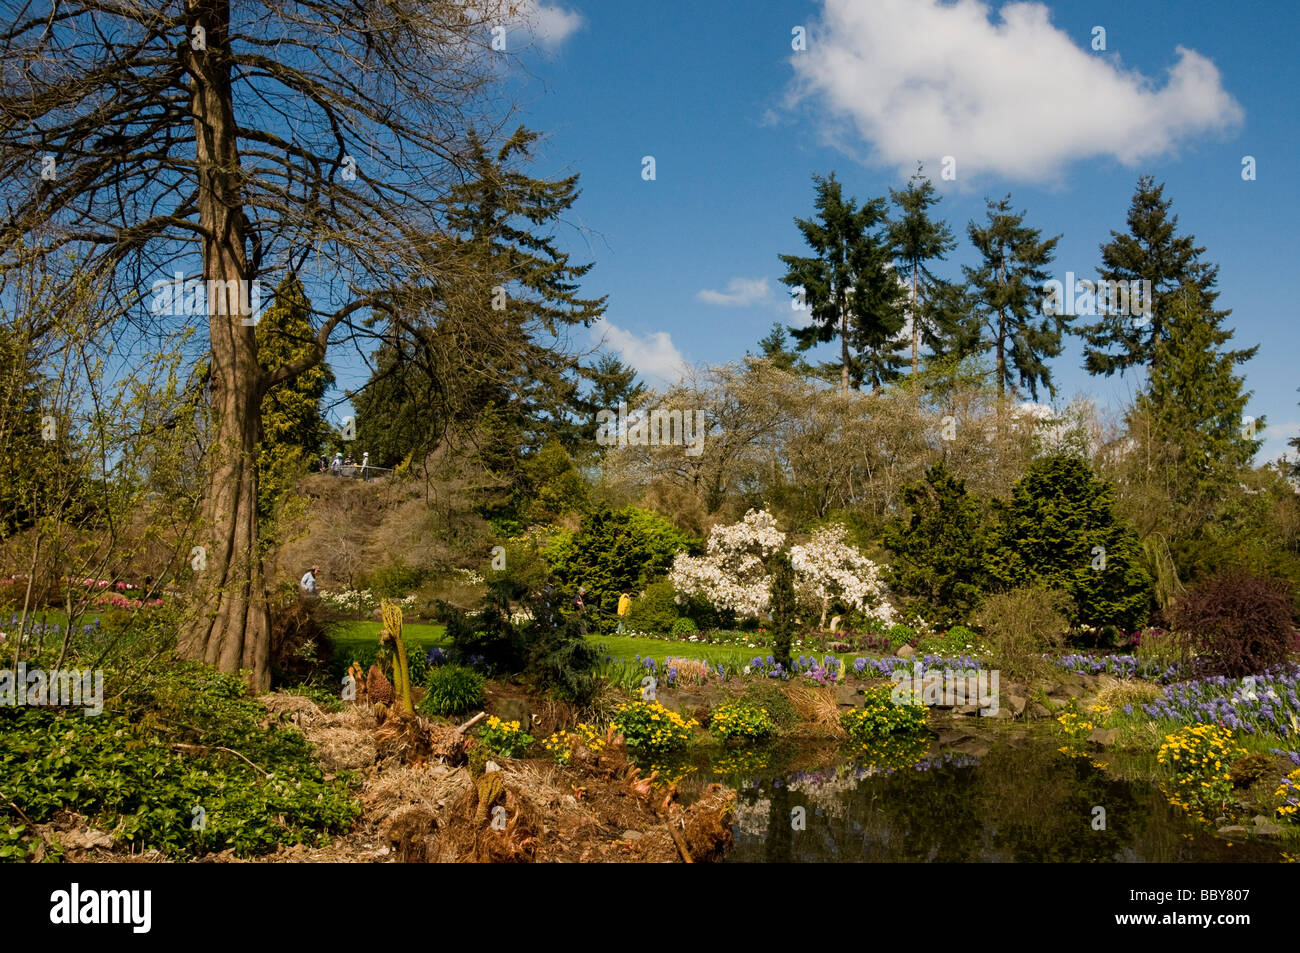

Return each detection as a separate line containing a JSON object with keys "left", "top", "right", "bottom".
{"left": 973, "top": 586, "right": 1073, "bottom": 680}
{"left": 769, "top": 553, "right": 797, "bottom": 670}
{"left": 1157, "top": 724, "right": 1244, "bottom": 823}
{"left": 1169, "top": 570, "right": 1297, "bottom": 678}
{"left": 476, "top": 716, "right": 535, "bottom": 758}
{"left": 709, "top": 701, "right": 775, "bottom": 743}
{"left": 610, "top": 700, "right": 696, "bottom": 756}
{"left": 419, "top": 665, "right": 485, "bottom": 717}
{"left": 671, "top": 616, "right": 699, "bottom": 636}
{"left": 841, "top": 685, "right": 928, "bottom": 745}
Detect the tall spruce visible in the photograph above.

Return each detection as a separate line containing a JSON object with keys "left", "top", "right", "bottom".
{"left": 780, "top": 173, "right": 907, "bottom": 396}
{"left": 1082, "top": 176, "right": 1231, "bottom": 377}
{"left": 1133, "top": 282, "right": 1261, "bottom": 528}
{"left": 576, "top": 353, "right": 645, "bottom": 442}
{"left": 888, "top": 164, "right": 958, "bottom": 374}
{"left": 963, "top": 196, "right": 1064, "bottom": 400}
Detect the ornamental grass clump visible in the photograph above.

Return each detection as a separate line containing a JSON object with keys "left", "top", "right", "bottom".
{"left": 840, "top": 685, "right": 927, "bottom": 746}
{"left": 419, "top": 664, "right": 485, "bottom": 717}
{"left": 710, "top": 701, "right": 775, "bottom": 743}
{"left": 610, "top": 700, "right": 696, "bottom": 756}
{"left": 476, "top": 716, "right": 535, "bottom": 758}
{"left": 1156, "top": 724, "right": 1244, "bottom": 823}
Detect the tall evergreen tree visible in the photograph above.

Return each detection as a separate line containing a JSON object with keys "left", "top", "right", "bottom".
{"left": 780, "top": 173, "right": 907, "bottom": 396}
{"left": 963, "top": 196, "right": 1064, "bottom": 399}
{"left": 256, "top": 275, "right": 334, "bottom": 518}
{"left": 1133, "top": 283, "right": 1261, "bottom": 527}
{"left": 1082, "top": 175, "right": 1233, "bottom": 376}
{"left": 353, "top": 126, "right": 605, "bottom": 465}
{"left": 768, "top": 553, "right": 797, "bottom": 670}
{"left": 888, "top": 164, "right": 958, "bottom": 374}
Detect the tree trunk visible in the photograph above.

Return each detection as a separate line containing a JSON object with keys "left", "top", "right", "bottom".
{"left": 839, "top": 300, "right": 849, "bottom": 398}
{"left": 911, "top": 271, "right": 919, "bottom": 374}
{"left": 175, "top": 0, "right": 271, "bottom": 691}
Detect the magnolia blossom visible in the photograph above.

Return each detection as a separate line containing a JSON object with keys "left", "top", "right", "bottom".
{"left": 670, "top": 508, "right": 786, "bottom": 619}
{"left": 790, "top": 524, "right": 896, "bottom": 627}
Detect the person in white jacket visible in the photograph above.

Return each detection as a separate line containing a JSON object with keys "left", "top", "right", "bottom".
{"left": 300, "top": 566, "right": 319, "bottom": 595}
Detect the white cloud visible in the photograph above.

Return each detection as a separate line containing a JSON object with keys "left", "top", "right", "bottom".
{"left": 789, "top": 0, "right": 1244, "bottom": 181}
{"left": 517, "top": 2, "right": 584, "bottom": 51}
{"left": 591, "top": 317, "right": 689, "bottom": 387}
{"left": 697, "top": 277, "right": 772, "bottom": 307}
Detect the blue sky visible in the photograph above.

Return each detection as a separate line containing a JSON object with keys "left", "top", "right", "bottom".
{"left": 471, "top": 0, "right": 1300, "bottom": 462}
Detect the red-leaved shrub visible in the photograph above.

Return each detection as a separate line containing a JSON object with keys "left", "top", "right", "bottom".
{"left": 1170, "top": 570, "right": 1297, "bottom": 678}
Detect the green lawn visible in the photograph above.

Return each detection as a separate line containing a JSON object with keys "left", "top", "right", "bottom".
{"left": 589, "top": 633, "right": 819, "bottom": 669}
{"left": 326, "top": 619, "right": 447, "bottom": 650}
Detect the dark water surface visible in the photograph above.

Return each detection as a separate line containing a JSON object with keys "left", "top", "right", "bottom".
{"left": 672, "top": 728, "right": 1285, "bottom": 863}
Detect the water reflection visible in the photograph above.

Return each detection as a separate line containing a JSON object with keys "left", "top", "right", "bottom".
{"left": 675, "top": 732, "right": 1284, "bottom": 863}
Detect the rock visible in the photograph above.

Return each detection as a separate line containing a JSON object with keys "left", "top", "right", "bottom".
{"left": 494, "top": 697, "right": 531, "bottom": 729}
{"left": 1061, "top": 681, "right": 1085, "bottom": 699}
{"left": 371, "top": 607, "right": 383, "bottom": 622}
{"left": 938, "top": 729, "right": 974, "bottom": 745}
{"left": 621, "top": 830, "right": 644, "bottom": 840}
{"left": 953, "top": 704, "right": 982, "bottom": 716}
{"left": 59, "top": 829, "right": 114, "bottom": 850}
{"left": 1252, "top": 815, "right": 1285, "bottom": 836}
{"left": 1216, "top": 825, "right": 1248, "bottom": 837}
{"left": 485, "top": 760, "right": 501, "bottom": 773}
{"left": 834, "top": 684, "right": 861, "bottom": 707}
{"left": 979, "top": 705, "right": 1011, "bottom": 719}
{"left": 1028, "top": 702, "right": 1052, "bottom": 719}
{"left": 1007, "top": 694, "right": 1028, "bottom": 717}
{"left": 895, "top": 644, "right": 916, "bottom": 659}
{"left": 1089, "top": 728, "right": 1118, "bottom": 747}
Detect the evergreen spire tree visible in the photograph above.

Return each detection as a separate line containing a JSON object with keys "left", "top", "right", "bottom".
{"left": 257, "top": 274, "right": 333, "bottom": 516}
{"left": 1082, "top": 175, "right": 1234, "bottom": 377}
{"left": 963, "top": 196, "right": 1063, "bottom": 400}
{"left": 1133, "top": 282, "right": 1261, "bottom": 524}
{"left": 575, "top": 353, "right": 646, "bottom": 442}
{"left": 888, "top": 163, "right": 958, "bottom": 374}
{"left": 780, "top": 173, "right": 907, "bottom": 396}
{"left": 753, "top": 322, "right": 811, "bottom": 374}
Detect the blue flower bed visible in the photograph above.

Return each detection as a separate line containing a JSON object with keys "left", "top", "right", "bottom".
{"left": 1054, "top": 652, "right": 1182, "bottom": 684}
{"left": 1140, "top": 666, "right": 1300, "bottom": 736}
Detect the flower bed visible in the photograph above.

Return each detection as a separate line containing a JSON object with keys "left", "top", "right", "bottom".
{"left": 1139, "top": 666, "right": 1300, "bottom": 735}
{"left": 1055, "top": 652, "right": 1182, "bottom": 684}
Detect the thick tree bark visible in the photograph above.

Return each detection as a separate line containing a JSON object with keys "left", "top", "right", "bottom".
{"left": 175, "top": 0, "right": 272, "bottom": 691}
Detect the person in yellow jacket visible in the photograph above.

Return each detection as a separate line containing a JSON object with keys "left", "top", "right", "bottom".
{"left": 617, "top": 592, "right": 631, "bottom": 633}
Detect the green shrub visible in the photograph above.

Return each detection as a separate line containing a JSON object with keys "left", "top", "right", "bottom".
{"left": 887, "top": 623, "right": 916, "bottom": 646}
{"left": 985, "top": 454, "right": 1152, "bottom": 630}
{"left": 628, "top": 579, "right": 679, "bottom": 634}
{"left": 610, "top": 700, "right": 695, "bottom": 755}
{"left": 974, "top": 586, "right": 1073, "bottom": 680}
{"left": 359, "top": 559, "right": 426, "bottom": 598}
{"left": 1134, "top": 627, "right": 1183, "bottom": 667}
{"left": 841, "top": 685, "right": 928, "bottom": 745}
{"left": 671, "top": 616, "right": 699, "bottom": 636}
{"left": 710, "top": 701, "right": 775, "bottom": 743}
{"left": 740, "top": 682, "right": 800, "bottom": 730}
{"left": 420, "top": 665, "right": 485, "bottom": 717}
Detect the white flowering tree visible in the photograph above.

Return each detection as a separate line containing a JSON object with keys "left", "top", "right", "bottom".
{"left": 790, "top": 524, "right": 896, "bottom": 628}
{"left": 671, "top": 510, "right": 897, "bottom": 627}
{"left": 670, "top": 508, "right": 786, "bottom": 619}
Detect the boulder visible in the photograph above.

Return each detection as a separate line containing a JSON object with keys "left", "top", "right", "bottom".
{"left": 1089, "top": 728, "right": 1118, "bottom": 747}
{"left": 1253, "top": 815, "right": 1285, "bottom": 837}
{"left": 834, "top": 684, "right": 861, "bottom": 707}
{"left": 895, "top": 644, "right": 916, "bottom": 659}
{"left": 1028, "top": 702, "right": 1053, "bottom": 719}
{"left": 1216, "top": 825, "right": 1248, "bottom": 837}
{"left": 1007, "top": 694, "right": 1028, "bottom": 717}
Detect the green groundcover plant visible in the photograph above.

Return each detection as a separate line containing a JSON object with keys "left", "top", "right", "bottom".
{"left": 0, "top": 662, "right": 360, "bottom": 862}
{"left": 841, "top": 685, "right": 928, "bottom": 746}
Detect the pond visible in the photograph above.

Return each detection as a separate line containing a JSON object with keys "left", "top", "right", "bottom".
{"left": 672, "top": 727, "right": 1285, "bottom": 862}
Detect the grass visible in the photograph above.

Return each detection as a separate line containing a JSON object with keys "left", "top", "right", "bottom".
{"left": 588, "top": 632, "right": 860, "bottom": 671}
{"left": 325, "top": 619, "right": 447, "bottom": 651}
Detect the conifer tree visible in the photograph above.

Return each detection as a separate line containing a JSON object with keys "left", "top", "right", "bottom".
{"left": 888, "top": 164, "right": 959, "bottom": 374}
{"left": 963, "top": 196, "right": 1063, "bottom": 400}
{"left": 1133, "top": 283, "right": 1261, "bottom": 528}
{"left": 257, "top": 276, "right": 334, "bottom": 518}
{"left": 769, "top": 553, "right": 797, "bottom": 670}
{"left": 1082, "top": 176, "right": 1234, "bottom": 376}
{"left": 883, "top": 461, "right": 990, "bottom": 627}
{"left": 780, "top": 173, "right": 907, "bottom": 396}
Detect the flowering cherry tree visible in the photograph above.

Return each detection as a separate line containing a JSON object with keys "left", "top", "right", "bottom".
{"left": 790, "top": 524, "right": 896, "bottom": 628}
